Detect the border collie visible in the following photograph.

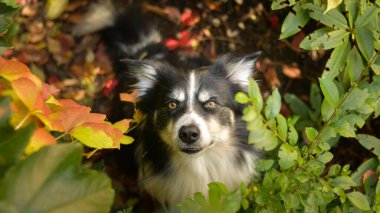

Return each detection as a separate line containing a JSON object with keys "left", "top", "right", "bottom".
{"left": 74, "top": 0, "right": 260, "bottom": 209}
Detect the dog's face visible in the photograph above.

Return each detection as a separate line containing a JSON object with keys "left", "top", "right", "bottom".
{"left": 126, "top": 53, "right": 260, "bottom": 155}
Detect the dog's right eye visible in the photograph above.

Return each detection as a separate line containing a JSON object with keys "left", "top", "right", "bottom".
{"left": 168, "top": 101, "right": 177, "bottom": 110}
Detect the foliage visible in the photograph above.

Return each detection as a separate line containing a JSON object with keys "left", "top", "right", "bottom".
{"left": 0, "top": 57, "right": 135, "bottom": 155}
{"left": 0, "top": 98, "right": 115, "bottom": 212}
{"left": 179, "top": 0, "right": 380, "bottom": 212}
{"left": 0, "top": 0, "right": 20, "bottom": 54}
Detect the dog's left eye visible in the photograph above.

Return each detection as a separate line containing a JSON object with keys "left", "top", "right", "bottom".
{"left": 204, "top": 100, "right": 217, "bottom": 109}
{"left": 168, "top": 100, "right": 178, "bottom": 110}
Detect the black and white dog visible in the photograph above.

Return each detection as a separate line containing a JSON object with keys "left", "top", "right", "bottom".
{"left": 74, "top": 0, "right": 260, "bottom": 208}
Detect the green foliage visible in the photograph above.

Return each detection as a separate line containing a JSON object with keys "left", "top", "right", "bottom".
{"left": 0, "top": 99, "right": 115, "bottom": 213}
{"left": 180, "top": 1, "right": 380, "bottom": 211}
{"left": 0, "top": 0, "right": 20, "bottom": 54}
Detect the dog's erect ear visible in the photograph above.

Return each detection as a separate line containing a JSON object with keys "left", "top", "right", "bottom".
{"left": 121, "top": 59, "right": 157, "bottom": 98}
{"left": 214, "top": 51, "right": 261, "bottom": 88}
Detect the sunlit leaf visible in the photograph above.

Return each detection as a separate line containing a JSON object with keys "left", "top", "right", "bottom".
{"left": 276, "top": 114, "right": 287, "bottom": 140}
{"left": 0, "top": 57, "right": 41, "bottom": 87}
{"left": 319, "top": 78, "right": 339, "bottom": 107}
{"left": 25, "top": 128, "right": 56, "bottom": 155}
{"left": 45, "top": 0, "right": 69, "bottom": 20}
{"left": 347, "top": 192, "right": 371, "bottom": 211}
{"left": 323, "top": 41, "right": 350, "bottom": 79}
{"left": 325, "top": 0, "right": 342, "bottom": 13}
{"left": 355, "top": 5, "right": 380, "bottom": 27}
{"left": 280, "top": 5, "right": 310, "bottom": 39}
{"left": 305, "top": 4, "right": 348, "bottom": 29}
{"left": 70, "top": 122, "right": 119, "bottom": 149}
{"left": 357, "top": 134, "right": 380, "bottom": 156}
{"left": 278, "top": 143, "right": 298, "bottom": 170}
{"left": 265, "top": 89, "right": 281, "bottom": 120}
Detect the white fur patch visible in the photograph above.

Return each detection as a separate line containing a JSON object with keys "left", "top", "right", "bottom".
{"left": 198, "top": 90, "right": 211, "bottom": 103}
{"left": 170, "top": 89, "right": 186, "bottom": 102}
{"left": 225, "top": 58, "right": 255, "bottom": 87}
{"left": 118, "top": 30, "right": 162, "bottom": 56}
{"left": 132, "top": 65, "right": 157, "bottom": 99}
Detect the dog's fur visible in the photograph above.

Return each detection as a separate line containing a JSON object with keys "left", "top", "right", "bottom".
{"left": 74, "top": 0, "right": 260, "bottom": 209}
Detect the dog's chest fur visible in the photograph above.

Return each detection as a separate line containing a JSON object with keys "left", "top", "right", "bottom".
{"left": 136, "top": 141, "right": 257, "bottom": 205}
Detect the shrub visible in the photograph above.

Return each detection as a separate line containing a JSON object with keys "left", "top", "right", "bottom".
{"left": 179, "top": 0, "right": 380, "bottom": 212}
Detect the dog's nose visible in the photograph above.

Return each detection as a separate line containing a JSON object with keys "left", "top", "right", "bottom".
{"left": 179, "top": 125, "right": 200, "bottom": 144}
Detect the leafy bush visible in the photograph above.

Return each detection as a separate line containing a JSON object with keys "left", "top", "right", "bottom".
{"left": 0, "top": 0, "right": 20, "bottom": 54}
{"left": 179, "top": 0, "right": 380, "bottom": 212}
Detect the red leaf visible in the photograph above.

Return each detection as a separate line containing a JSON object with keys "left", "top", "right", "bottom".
{"left": 120, "top": 90, "right": 138, "bottom": 103}
{"left": 164, "top": 38, "right": 179, "bottom": 50}
{"left": 181, "top": 9, "right": 200, "bottom": 27}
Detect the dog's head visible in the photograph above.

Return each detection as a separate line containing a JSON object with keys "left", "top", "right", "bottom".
{"left": 125, "top": 52, "right": 260, "bottom": 155}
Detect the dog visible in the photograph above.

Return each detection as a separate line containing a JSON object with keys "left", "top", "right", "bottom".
{"left": 74, "top": 0, "right": 260, "bottom": 209}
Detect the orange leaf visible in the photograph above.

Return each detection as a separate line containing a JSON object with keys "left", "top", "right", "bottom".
{"left": 0, "top": 57, "right": 41, "bottom": 88}
{"left": 282, "top": 65, "right": 302, "bottom": 79}
{"left": 25, "top": 128, "right": 56, "bottom": 155}
{"left": 11, "top": 77, "right": 40, "bottom": 110}
{"left": 120, "top": 90, "right": 138, "bottom": 103}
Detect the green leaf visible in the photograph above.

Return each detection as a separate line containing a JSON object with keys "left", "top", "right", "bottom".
{"left": 342, "top": 87, "right": 369, "bottom": 111}
{"left": 235, "top": 92, "right": 250, "bottom": 104}
{"left": 327, "top": 164, "right": 341, "bottom": 177}
{"left": 284, "top": 93, "right": 310, "bottom": 119}
{"left": 0, "top": 14, "right": 11, "bottom": 34}
{"left": 346, "top": 46, "right": 364, "bottom": 84}
{"left": 288, "top": 123, "right": 298, "bottom": 145}
{"left": 357, "top": 134, "right": 380, "bottom": 156}
{"left": 355, "top": 5, "right": 380, "bottom": 27}
{"left": 0, "top": 143, "right": 115, "bottom": 212}
{"left": 276, "top": 114, "right": 287, "bottom": 140}
{"left": 257, "top": 159, "right": 275, "bottom": 172}
{"left": 271, "top": 0, "right": 288, "bottom": 10}
{"left": 371, "top": 54, "right": 380, "bottom": 75}
{"left": 323, "top": 40, "right": 351, "bottom": 79}
{"left": 265, "top": 89, "right": 281, "bottom": 120}
{"left": 0, "top": 124, "right": 35, "bottom": 173}
{"left": 310, "top": 83, "right": 322, "bottom": 113}
{"left": 320, "top": 78, "right": 340, "bottom": 107}
{"left": 330, "top": 176, "right": 357, "bottom": 190}
{"left": 347, "top": 191, "right": 371, "bottom": 211}
{"left": 325, "top": 0, "right": 342, "bottom": 13}
{"left": 248, "top": 128, "right": 278, "bottom": 151}
{"left": 355, "top": 26, "right": 375, "bottom": 60}
{"left": 305, "top": 127, "right": 318, "bottom": 141}
{"left": 317, "top": 151, "right": 333, "bottom": 164}
{"left": 334, "top": 119, "right": 356, "bottom": 138}
{"left": 306, "top": 4, "right": 349, "bottom": 29}
{"left": 278, "top": 143, "right": 298, "bottom": 170}
{"left": 300, "top": 28, "right": 349, "bottom": 50}
{"left": 248, "top": 78, "right": 263, "bottom": 111}
{"left": 280, "top": 5, "right": 310, "bottom": 39}
{"left": 344, "top": 0, "right": 360, "bottom": 28}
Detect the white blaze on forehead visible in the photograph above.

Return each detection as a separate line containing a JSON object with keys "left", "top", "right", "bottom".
{"left": 187, "top": 72, "right": 197, "bottom": 110}
{"left": 170, "top": 89, "right": 186, "bottom": 102}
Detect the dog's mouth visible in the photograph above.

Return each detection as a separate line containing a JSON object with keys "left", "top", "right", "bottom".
{"left": 180, "top": 147, "right": 203, "bottom": 154}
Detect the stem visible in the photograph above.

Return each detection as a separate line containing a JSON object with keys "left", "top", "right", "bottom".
{"left": 55, "top": 133, "right": 67, "bottom": 141}
{"left": 310, "top": 51, "right": 380, "bottom": 148}
{"left": 15, "top": 112, "right": 31, "bottom": 130}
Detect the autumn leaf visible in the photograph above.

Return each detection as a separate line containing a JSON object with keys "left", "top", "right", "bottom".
{"left": 0, "top": 57, "right": 41, "bottom": 88}
{"left": 181, "top": 9, "right": 200, "bottom": 27}
{"left": 119, "top": 90, "right": 138, "bottom": 103}
{"left": 25, "top": 127, "right": 56, "bottom": 155}
{"left": 113, "top": 119, "right": 131, "bottom": 133}
{"left": 11, "top": 77, "right": 40, "bottom": 110}
{"left": 282, "top": 65, "right": 302, "bottom": 79}
{"left": 133, "top": 110, "right": 144, "bottom": 124}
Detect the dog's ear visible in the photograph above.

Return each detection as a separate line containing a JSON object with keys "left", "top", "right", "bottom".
{"left": 213, "top": 51, "right": 261, "bottom": 88}
{"left": 121, "top": 59, "right": 158, "bottom": 98}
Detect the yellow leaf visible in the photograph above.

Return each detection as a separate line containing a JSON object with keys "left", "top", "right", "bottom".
{"left": 119, "top": 135, "right": 134, "bottom": 145}
{"left": 25, "top": 128, "right": 56, "bottom": 155}
{"left": 325, "top": 0, "right": 342, "bottom": 13}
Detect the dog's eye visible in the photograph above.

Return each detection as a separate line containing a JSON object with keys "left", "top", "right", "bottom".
{"left": 204, "top": 100, "right": 217, "bottom": 109}
{"left": 168, "top": 101, "right": 177, "bottom": 110}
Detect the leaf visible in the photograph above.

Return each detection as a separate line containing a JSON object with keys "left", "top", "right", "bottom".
{"left": 288, "top": 123, "right": 298, "bottom": 145}
{"left": 317, "top": 151, "right": 333, "bottom": 164}
{"left": 351, "top": 158, "right": 378, "bottom": 185}
{"left": 25, "top": 127, "right": 56, "bottom": 155}
{"left": 284, "top": 93, "right": 310, "bottom": 119}
{"left": 276, "top": 114, "right": 287, "bottom": 140}
{"left": 11, "top": 77, "right": 40, "bottom": 110}
{"left": 319, "top": 78, "right": 339, "bottom": 107}
{"left": 346, "top": 46, "right": 364, "bottom": 84}
{"left": 248, "top": 78, "right": 263, "bottom": 111}
{"left": 0, "top": 143, "right": 115, "bottom": 212}
{"left": 306, "top": 4, "right": 348, "bottom": 29}
{"left": 278, "top": 143, "right": 298, "bottom": 170}
{"left": 347, "top": 192, "right": 371, "bottom": 211}
{"left": 355, "top": 26, "right": 375, "bottom": 60}
{"left": 119, "top": 90, "right": 138, "bottom": 103}
{"left": 323, "top": 40, "right": 351, "bottom": 79}
{"left": 70, "top": 122, "right": 120, "bottom": 149}
{"left": 45, "top": 0, "right": 69, "bottom": 20}
{"left": 235, "top": 92, "right": 250, "bottom": 104}
{"left": 355, "top": 5, "right": 380, "bottom": 27}
{"left": 305, "top": 127, "right": 318, "bottom": 141}
{"left": 300, "top": 28, "right": 349, "bottom": 50}
{"left": 325, "top": 0, "right": 342, "bottom": 13}
{"left": 257, "top": 159, "right": 275, "bottom": 172}
{"left": 0, "top": 57, "right": 41, "bottom": 87}
{"left": 310, "top": 83, "right": 322, "bottom": 113}
{"left": 331, "top": 176, "right": 357, "bottom": 190}
{"left": 357, "top": 134, "right": 380, "bottom": 156}
{"left": 345, "top": 0, "right": 360, "bottom": 27}
{"left": 113, "top": 119, "right": 131, "bottom": 133}
{"left": 280, "top": 5, "right": 310, "bottom": 39}
{"left": 0, "top": 123, "right": 35, "bottom": 176}
{"left": 265, "top": 89, "right": 281, "bottom": 120}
